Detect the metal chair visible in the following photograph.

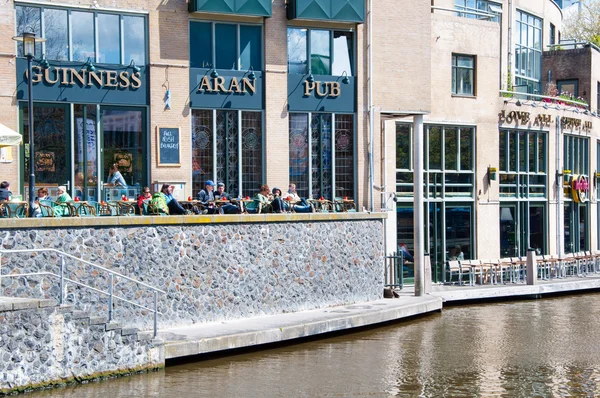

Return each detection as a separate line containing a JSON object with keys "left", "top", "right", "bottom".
{"left": 446, "top": 260, "right": 463, "bottom": 285}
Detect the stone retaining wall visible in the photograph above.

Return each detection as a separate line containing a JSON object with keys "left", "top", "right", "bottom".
{"left": 0, "top": 216, "right": 385, "bottom": 330}
{"left": 0, "top": 299, "right": 163, "bottom": 394}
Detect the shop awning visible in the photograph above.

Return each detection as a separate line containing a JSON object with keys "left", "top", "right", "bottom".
{"left": 0, "top": 123, "right": 22, "bottom": 148}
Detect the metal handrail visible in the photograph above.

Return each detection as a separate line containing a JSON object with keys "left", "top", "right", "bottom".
{"left": 0, "top": 248, "right": 165, "bottom": 337}
{"left": 499, "top": 90, "right": 592, "bottom": 109}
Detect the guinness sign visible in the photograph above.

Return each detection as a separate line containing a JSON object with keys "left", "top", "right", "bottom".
{"left": 28, "top": 66, "right": 142, "bottom": 89}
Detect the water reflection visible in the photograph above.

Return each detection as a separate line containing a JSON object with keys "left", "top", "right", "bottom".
{"left": 30, "top": 294, "right": 600, "bottom": 397}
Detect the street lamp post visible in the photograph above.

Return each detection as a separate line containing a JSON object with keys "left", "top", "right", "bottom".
{"left": 13, "top": 32, "right": 45, "bottom": 216}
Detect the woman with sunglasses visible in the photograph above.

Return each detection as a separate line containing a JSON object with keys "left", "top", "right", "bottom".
{"left": 137, "top": 186, "right": 152, "bottom": 208}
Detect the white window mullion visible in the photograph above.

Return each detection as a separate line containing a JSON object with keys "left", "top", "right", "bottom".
{"left": 120, "top": 15, "right": 125, "bottom": 64}
{"left": 94, "top": 12, "right": 99, "bottom": 61}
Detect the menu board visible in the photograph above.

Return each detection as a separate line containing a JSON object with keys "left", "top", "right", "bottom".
{"left": 158, "top": 127, "right": 180, "bottom": 166}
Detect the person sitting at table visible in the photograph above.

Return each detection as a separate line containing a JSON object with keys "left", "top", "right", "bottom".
{"left": 52, "top": 186, "right": 72, "bottom": 217}
{"left": 137, "top": 186, "right": 152, "bottom": 212}
{"left": 285, "top": 183, "right": 313, "bottom": 213}
{"left": 32, "top": 187, "right": 52, "bottom": 217}
{"left": 0, "top": 181, "right": 12, "bottom": 201}
{"left": 197, "top": 180, "right": 218, "bottom": 214}
{"left": 215, "top": 182, "right": 241, "bottom": 214}
{"left": 161, "top": 184, "right": 186, "bottom": 215}
{"left": 271, "top": 187, "right": 287, "bottom": 213}
{"left": 246, "top": 184, "right": 272, "bottom": 214}
{"left": 106, "top": 163, "right": 127, "bottom": 187}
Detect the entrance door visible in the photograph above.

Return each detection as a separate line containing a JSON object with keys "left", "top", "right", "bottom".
{"left": 20, "top": 103, "right": 71, "bottom": 200}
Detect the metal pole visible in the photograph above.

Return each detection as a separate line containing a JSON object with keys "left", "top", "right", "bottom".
{"left": 153, "top": 291, "right": 158, "bottom": 338}
{"left": 59, "top": 255, "right": 64, "bottom": 305}
{"left": 108, "top": 274, "right": 113, "bottom": 322}
{"left": 27, "top": 53, "right": 35, "bottom": 217}
{"left": 413, "top": 115, "right": 425, "bottom": 296}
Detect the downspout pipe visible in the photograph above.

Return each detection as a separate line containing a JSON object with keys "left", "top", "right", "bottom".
{"left": 368, "top": 0, "right": 374, "bottom": 212}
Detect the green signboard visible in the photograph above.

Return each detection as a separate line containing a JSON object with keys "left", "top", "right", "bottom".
{"left": 189, "top": 68, "right": 263, "bottom": 110}
{"left": 15, "top": 59, "right": 148, "bottom": 106}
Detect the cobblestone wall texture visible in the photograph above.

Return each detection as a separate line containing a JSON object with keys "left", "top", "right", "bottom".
{"left": 0, "top": 220, "right": 385, "bottom": 330}
{"left": 0, "top": 305, "right": 162, "bottom": 393}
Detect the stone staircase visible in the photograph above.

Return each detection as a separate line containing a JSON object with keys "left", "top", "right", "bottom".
{"left": 0, "top": 297, "right": 164, "bottom": 395}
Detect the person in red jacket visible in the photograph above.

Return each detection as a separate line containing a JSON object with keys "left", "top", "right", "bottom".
{"left": 137, "top": 186, "right": 152, "bottom": 208}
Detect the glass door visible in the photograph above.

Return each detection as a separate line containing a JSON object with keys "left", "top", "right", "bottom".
{"left": 20, "top": 103, "right": 71, "bottom": 200}
{"left": 428, "top": 202, "right": 444, "bottom": 283}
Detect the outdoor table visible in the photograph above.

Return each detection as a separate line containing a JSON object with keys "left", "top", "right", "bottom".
{"left": 97, "top": 201, "right": 119, "bottom": 216}
{"left": 283, "top": 199, "right": 299, "bottom": 213}
{"left": 335, "top": 199, "right": 356, "bottom": 212}
{"left": 308, "top": 199, "right": 333, "bottom": 212}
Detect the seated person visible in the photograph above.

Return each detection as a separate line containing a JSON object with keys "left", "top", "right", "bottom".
{"left": 246, "top": 184, "right": 271, "bottom": 214}
{"left": 0, "top": 181, "right": 12, "bottom": 201}
{"left": 32, "top": 187, "right": 52, "bottom": 217}
{"left": 160, "top": 184, "right": 187, "bottom": 215}
{"left": 106, "top": 163, "right": 127, "bottom": 187}
{"left": 285, "top": 183, "right": 313, "bottom": 213}
{"left": 137, "top": 186, "right": 152, "bottom": 207}
{"left": 215, "top": 182, "right": 241, "bottom": 214}
{"left": 271, "top": 187, "right": 287, "bottom": 213}
{"left": 197, "top": 180, "right": 218, "bottom": 214}
{"left": 53, "top": 186, "right": 72, "bottom": 217}
{"left": 150, "top": 191, "right": 169, "bottom": 214}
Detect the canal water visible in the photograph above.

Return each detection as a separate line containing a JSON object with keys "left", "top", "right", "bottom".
{"left": 30, "top": 293, "right": 600, "bottom": 397}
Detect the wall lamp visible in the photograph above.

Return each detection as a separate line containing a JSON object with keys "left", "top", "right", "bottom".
{"left": 595, "top": 170, "right": 600, "bottom": 188}
{"left": 128, "top": 59, "right": 140, "bottom": 73}
{"left": 341, "top": 70, "right": 350, "bottom": 84}
{"left": 306, "top": 69, "right": 314, "bottom": 83}
{"left": 487, "top": 166, "right": 498, "bottom": 183}
{"left": 210, "top": 69, "right": 219, "bottom": 78}
{"left": 85, "top": 57, "right": 96, "bottom": 72}
{"left": 39, "top": 55, "right": 50, "bottom": 69}
{"left": 247, "top": 66, "right": 256, "bottom": 81}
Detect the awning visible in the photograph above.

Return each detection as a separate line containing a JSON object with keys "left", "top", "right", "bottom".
{"left": 0, "top": 123, "right": 22, "bottom": 148}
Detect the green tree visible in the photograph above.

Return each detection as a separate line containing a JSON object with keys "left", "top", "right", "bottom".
{"left": 562, "top": 1, "right": 600, "bottom": 47}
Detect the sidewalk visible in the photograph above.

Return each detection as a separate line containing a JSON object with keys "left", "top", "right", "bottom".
{"left": 159, "top": 295, "right": 442, "bottom": 360}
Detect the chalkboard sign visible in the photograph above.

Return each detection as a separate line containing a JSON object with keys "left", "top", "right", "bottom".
{"left": 157, "top": 127, "right": 180, "bottom": 166}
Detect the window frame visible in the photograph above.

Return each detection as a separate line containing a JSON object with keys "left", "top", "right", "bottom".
{"left": 451, "top": 53, "right": 476, "bottom": 97}
{"left": 287, "top": 27, "right": 355, "bottom": 77}
{"left": 189, "top": 20, "right": 264, "bottom": 71}
{"left": 15, "top": 3, "right": 148, "bottom": 65}
{"left": 514, "top": 9, "right": 542, "bottom": 94}
{"left": 557, "top": 79, "right": 579, "bottom": 98}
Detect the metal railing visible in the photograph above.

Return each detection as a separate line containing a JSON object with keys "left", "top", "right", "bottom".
{"left": 0, "top": 248, "right": 165, "bottom": 337}
{"left": 385, "top": 251, "right": 405, "bottom": 289}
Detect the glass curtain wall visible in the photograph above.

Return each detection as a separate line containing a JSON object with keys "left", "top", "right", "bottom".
{"left": 563, "top": 134, "right": 590, "bottom": 253}
{"left": 499, "top": 129, "right": 547, "bottom": 257}
{"left": 288, "top": 113, "right": 354, "bottom": 200}
{"left": 191, "top": 110, "right": 263, "bottom": 198}
{"left": 395, "top": 123, "right": 476, "bottom": 282}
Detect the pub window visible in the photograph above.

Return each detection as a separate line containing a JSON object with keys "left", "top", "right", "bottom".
{"left": 452, "top": 54, "right": 475, "bottom": 96}
{"left": 189, "top": 22, "right": 262, "bottom": 71}
{"left": 557, "top": 79, "right": 579, "bottom": 98}
{"left": 287, "top": 28, "right": 354, "bottom": 76}
{"left": 15, "top": 4, "right": 147, "bottom": 65}
{"left": 288, "top": 113, "right": 354, "bottom": 200}
{"left": 191, "top": 110, "right": 263, "bottom": 198}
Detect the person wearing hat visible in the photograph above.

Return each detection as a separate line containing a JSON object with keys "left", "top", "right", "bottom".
{"left": 52, "top": 185, "right": 73, "bottom": 217}
{"left": 214, "top": 182, "right": 241, "bottom": 214}
{"left": 271, "top": 187, "right": 287, "bottom": 213}
{"left": 197, "top": 180, "right": 218, "bottom": 214}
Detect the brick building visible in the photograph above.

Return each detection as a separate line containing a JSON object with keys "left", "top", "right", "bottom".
{"left": 2, "top": 0, "right": 599, "bottom": 282}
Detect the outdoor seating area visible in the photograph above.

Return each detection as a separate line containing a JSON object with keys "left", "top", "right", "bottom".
{"left": 0, "top": 197, "right": 357, "bottom": 218}
{"left": 446, "top": 251, "right": 600, "bottom": 286}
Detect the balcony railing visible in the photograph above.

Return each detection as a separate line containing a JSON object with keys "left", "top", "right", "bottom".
{"left": 499, "top": 90, "right": 599, "bottom": 117}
